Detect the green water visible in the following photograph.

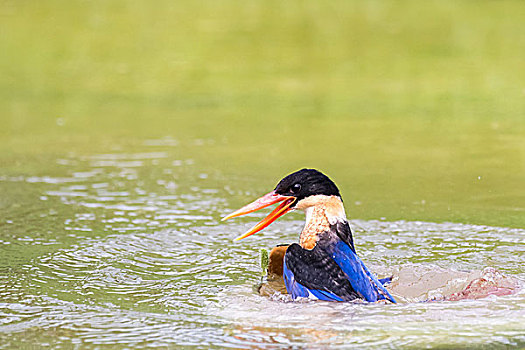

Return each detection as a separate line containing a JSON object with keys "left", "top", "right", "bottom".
{"left": 1, "top": 1, "right": 524, "bottom": 348}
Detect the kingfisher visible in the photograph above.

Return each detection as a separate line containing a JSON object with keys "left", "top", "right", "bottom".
{"left": 222, "top": 169, "right": 396, "bottom": 303}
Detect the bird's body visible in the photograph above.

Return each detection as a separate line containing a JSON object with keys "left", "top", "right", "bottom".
{"left": 223, "top": 169, "right": 396, "bottom": 303}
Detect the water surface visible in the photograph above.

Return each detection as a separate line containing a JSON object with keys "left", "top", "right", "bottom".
{"left": 1, "top": 0, "right": 525, "bottom": 348}
{"left": 1, "top": 149, "right": 524, "bottom": 348}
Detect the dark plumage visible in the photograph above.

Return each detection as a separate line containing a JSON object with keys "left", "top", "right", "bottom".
{"left": 285, "top": 236, "right": 360, "bottom": 301}
{"left": 274, "top": 168, "right": 341, "bottom": 204}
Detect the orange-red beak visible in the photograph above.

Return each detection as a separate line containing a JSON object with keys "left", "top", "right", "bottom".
{"left": 222, "top": 191, "right": 296, "bottom": 241}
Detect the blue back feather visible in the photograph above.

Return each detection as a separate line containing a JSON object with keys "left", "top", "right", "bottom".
{"left": 283, "top": 240, "right": 396, "bottom": 303}
{"left": 332, "top": 240, "right": 396, "bottom": 303}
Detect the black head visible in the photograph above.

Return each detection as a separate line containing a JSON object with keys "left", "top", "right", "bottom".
{"left": 274, "top": 168, "right": 341, "bottom": 204}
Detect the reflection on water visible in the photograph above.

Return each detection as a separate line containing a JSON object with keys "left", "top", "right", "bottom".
{"left": 0, "top": 148, "right": 524, "bottom": 348}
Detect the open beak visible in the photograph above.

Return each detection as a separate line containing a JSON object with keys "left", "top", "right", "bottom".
{"left": 222, "top": 191, "right": 296, "bottom": 241}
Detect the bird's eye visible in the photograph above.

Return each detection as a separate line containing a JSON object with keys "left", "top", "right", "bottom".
{"left": 291, "top": 183, "right": 301, "bottom": 193}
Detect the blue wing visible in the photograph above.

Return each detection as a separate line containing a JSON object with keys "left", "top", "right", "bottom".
{"left": 281, "top": 241, "right": 396, "bottom": 303}
{"left": 331, "top": 240, "right": 396, "bottom": 303}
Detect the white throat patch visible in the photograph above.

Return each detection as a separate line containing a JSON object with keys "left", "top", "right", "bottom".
{"left": 296, "top": 195, "right": 347, "bottom": 226}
